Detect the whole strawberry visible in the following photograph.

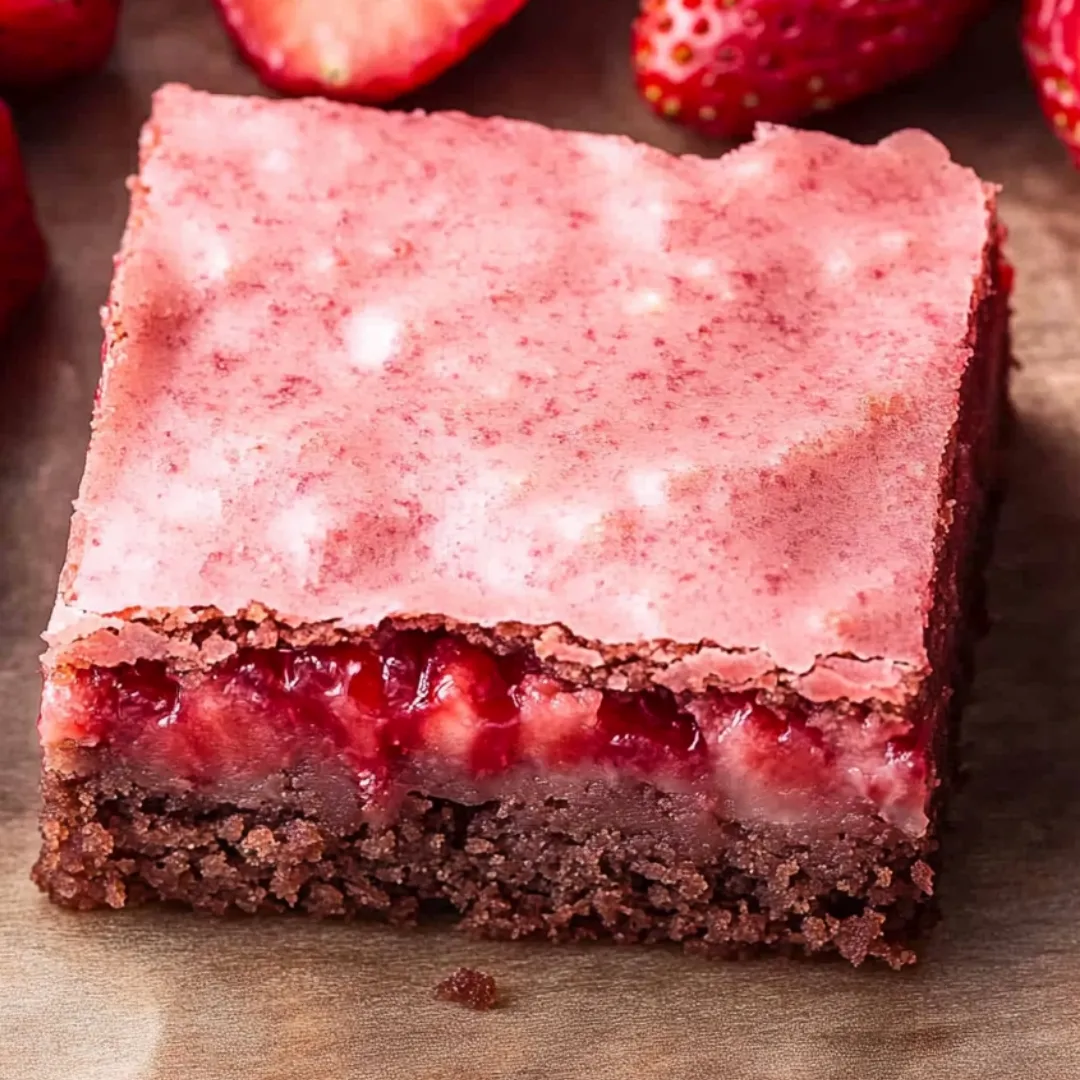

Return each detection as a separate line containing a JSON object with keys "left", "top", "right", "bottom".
{"left": 0, "top": 100, "right": 47, "bottom": 333}
{"left": 0, "top": 0, "right": 121, "bottom": 87}
{"left": 1023, "top": 0, "right": 1080, "bottom": 166}
{"left": 633, "top": 0, "right": 987, "bottom": 138}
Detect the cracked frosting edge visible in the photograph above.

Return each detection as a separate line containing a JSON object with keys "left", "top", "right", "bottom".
{"left": 42, "top": 599, "right": 920, "bottom": 706}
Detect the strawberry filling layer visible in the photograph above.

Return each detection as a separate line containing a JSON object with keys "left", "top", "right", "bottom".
{"left": 40, "top": 630, "right": 931, "bottom": 835}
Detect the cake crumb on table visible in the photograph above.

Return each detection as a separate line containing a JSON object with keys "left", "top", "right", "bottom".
{"left": 435, "top": 968, "right": 499, "bottom": 1010}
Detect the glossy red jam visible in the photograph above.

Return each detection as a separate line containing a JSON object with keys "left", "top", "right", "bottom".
{"left": 40, "top": 629, "right": 930, "bottom": 834}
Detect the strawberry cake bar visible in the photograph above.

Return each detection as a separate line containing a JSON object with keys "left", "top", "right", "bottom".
{"left": 33, "top": 84, "right": 1010, "bottom": 967}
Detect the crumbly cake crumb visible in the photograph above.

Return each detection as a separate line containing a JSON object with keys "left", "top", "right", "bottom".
{"left": 435, "top": 968, "right": 499, "bottom": 1010}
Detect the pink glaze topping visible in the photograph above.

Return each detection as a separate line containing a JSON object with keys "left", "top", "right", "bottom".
{"left": 50, "top": 85, "right": 993, "bottom": 696}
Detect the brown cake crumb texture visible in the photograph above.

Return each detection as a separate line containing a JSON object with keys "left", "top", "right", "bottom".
{"left": 435, "top": 967, "right": 499, "bottom": 1010}
{"left": 34, "top": 769, "right": 935, "bottom": 969}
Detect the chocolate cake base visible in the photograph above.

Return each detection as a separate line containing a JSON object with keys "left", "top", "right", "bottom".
{"left": 34, "top": 769, "right": 934, "bottom": 969}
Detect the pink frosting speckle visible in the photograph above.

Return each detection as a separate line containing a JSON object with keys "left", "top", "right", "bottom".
{"left": 51, "top": 86, "right": 993, "bottom": 693}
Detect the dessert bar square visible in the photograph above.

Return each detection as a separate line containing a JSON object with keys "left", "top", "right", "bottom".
{"left": 34, "top": 84, "right": 1010, "bottom": 967}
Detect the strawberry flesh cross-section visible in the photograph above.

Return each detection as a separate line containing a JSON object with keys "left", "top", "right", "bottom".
{"left": 632, "top": 0, "right": 987, "bottom": 138}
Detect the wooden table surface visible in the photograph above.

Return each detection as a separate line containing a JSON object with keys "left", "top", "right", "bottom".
{"left": 3, "top": 2, "right": 1080, "bottom": 1077}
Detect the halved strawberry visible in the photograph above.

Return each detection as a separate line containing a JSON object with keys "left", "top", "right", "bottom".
{"left": 0, "top": 0, "right": 121, "bottom": 87}
{"left": 0, "top": 101, "right": 46, "bottom": 334}
{"left": 632, "top": 0, "right": 987, "bottom": 139}
{"left": 213, "top": 0, "right": 530, "bottom": 103}
{"left": 1023, "top": 0, "right": 1080, "bottom": 167}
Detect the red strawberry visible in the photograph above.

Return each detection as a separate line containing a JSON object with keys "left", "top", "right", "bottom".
{"left": 1023, "top": 0, "right": 1080, "bottom": 166}
{"left": 0, "top": 101, "right": 46, "bottom": 334}
{"left": 213, "top": 0, "right": 530, "bottom": 103}
{"left": 0, "top": 0, "right": 121, "bottom": 87}
{"left": 632, "top": 0, "right": 987, "bottom": 139}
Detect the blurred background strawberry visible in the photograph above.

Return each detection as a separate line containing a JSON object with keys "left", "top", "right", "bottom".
{"left": 0, "top": 101, "right": 46, "bottom": 334}
{"left": 0, "top": 0, "right": 121, "bottom": 87}
{"left": 1023, "top": 0, "right": 1080, "bottom": 166}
